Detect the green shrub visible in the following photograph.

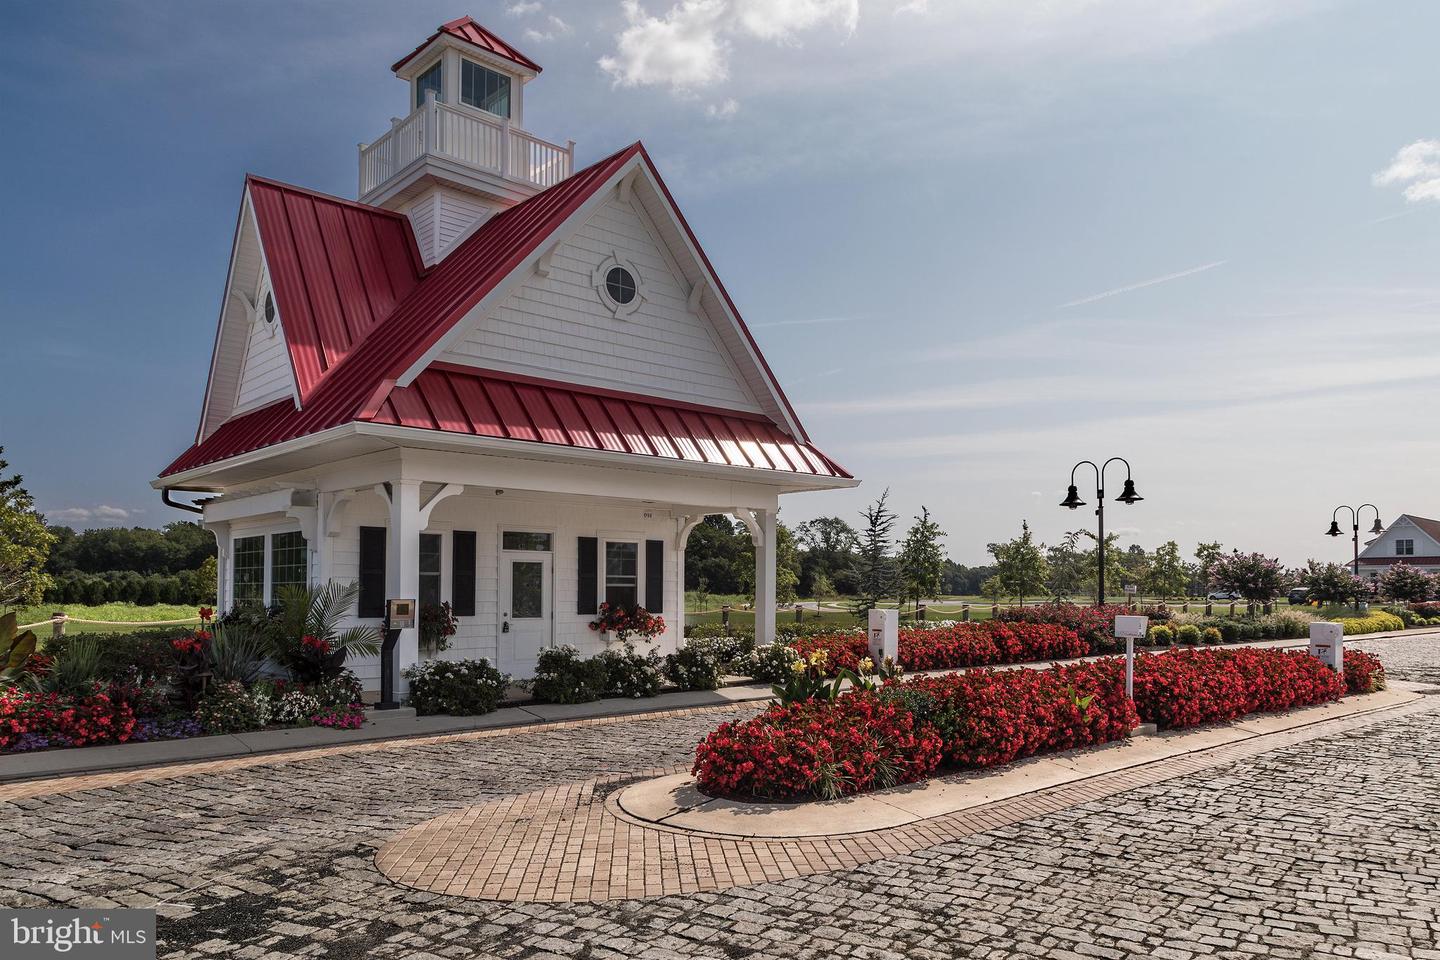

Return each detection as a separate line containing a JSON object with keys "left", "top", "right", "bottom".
{"left": 1333, "top": 612, "right": 1406, "bottom": 635}
{"left": 527, "top": 646, "right": 608, "bottom": 704}
{"left": 1217, "top": 620, "right": 1242, "bottom": 644}
{"left": 44, "top": 629, "right": 184, "bottom": 681}
{"left": 1174, "top": 624, "right": 1201, "bottom": 645}
{"left": 404, "top": 658, "right": 509, "bottom": 715}
{"left": 1147, "top": 625, "right": 1174, "bottom": 646}
{"left": 596, "top": 644, "right": 664, "bottom": 699}
{"left": 748, "top": 642, "right": 801, "bottom": 683}
{"left": 664, "top": 641, "right": 723, "bottom": 692}
{"left": 1201, "top": 626, "right": 1223, "bottom": 645}
{"left": 195, "top": 681, "right": 269, "bottom": 733}
{"left": 1377, "top": 604, "right": 1417, "bottom": 627}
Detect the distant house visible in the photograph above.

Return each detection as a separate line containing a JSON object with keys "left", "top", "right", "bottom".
{"left": 1356, "top": 514, "right": 1440, "bottom": 580}
{"left": 152, "top": 17, "right": 856, "bottom": 690}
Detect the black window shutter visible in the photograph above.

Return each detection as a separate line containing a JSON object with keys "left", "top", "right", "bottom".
{"left": 577, "top": 537, "right": 598, "bottom": 614}
{"left": 645, "top": 539, "right": 664, "bottom": 612}
{"left": 358, "top": 526, "right": 386, "bottom": 618}
{"left": 452, "top": 531, "right": 476, "bottom": 616}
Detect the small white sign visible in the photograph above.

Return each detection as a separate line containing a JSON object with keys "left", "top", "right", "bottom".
{"left": 1114, "top": 614, "right": 1149, "bottom": 639}
{"left": 1308, "top": 621, "right": 1344, "bottom": 673}
{"left": 868, "top": 608, "right": 898, "bottom": 664}
{"left": 1124, "top": 584, "right": 1138, "bottom": 595}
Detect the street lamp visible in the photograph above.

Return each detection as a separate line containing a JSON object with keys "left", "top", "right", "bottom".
{"left": 1326, "top": 504, "right": 1383, "bottom": 608}
{"left": 1060, "top": 458, "right": 1143, "bottom": 607}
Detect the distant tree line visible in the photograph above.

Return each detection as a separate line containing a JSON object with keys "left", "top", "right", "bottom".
{"left": 40, "top": 521, "right": 217, "bottom": 607}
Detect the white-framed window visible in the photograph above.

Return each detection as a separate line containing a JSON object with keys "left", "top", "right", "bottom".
{"left": 419, "top": 532, "right": 443, "bottom": 607}
{"left": 230, "top": 529, "right": 308, "bottom": 606}
{"left": 603, "top": 540, "right": 640, "bottom": 609}
{"left": 1396, "top": 539, "right": 1415, "bottom": 556}
{"left": 503, "top": 531, "right": 553, "bottom": 551}
{"left": 461, "top": 59, "right": 511, "bottom": 117}
{"left": 415, "top": 59, "right": 443, "bottom": 107}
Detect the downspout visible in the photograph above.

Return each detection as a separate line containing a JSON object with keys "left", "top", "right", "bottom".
{"left": 161, "top": 487, "right": 206, "bottom": 515}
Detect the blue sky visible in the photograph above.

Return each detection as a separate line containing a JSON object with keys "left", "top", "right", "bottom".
{"left": 2, "top": 0, "right": 1437, "bottom": 566}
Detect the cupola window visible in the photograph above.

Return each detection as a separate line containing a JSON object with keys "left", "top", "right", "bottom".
{"left": 263, "top": 291, "right": 276, "bottom": 325}
{"left": 461, "top": 60, "right": 511, "bottom": 118}
{"left": 415, "top": 60, "right": 443, "bottom": 107}
{"left": 593, "top": 255, "right": 644, "bottom": 317}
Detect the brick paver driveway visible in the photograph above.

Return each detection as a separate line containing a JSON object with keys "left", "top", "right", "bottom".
{"left": 2, "top": 636, "right": 1438, "bottom": 960}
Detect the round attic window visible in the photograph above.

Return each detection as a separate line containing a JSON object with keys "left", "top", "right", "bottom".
{"left": 263, "top": 291, "right": 276, "bottom": 324}
{"left": 605, "top": 266, "right": 637, "bottom": 305}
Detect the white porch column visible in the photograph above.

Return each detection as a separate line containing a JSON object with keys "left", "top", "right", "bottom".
{"left": 675, "top": 515, "right": 705, "bottom": 644}
{"left": 754, "top": 508, "right": 777, "bottom": 646}
{"left": 388, "top": 479, "right": 423, "bottom": 687}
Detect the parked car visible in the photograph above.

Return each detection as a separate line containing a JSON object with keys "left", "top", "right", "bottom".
{"left": 1287, "top": 587, "right": 1310, "bottom": 605}
{"left": 1207, "top": 590, "right": 1240, "bottom": 601}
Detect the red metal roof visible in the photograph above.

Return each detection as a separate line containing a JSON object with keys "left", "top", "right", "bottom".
{"left": 392, "top": 17, "right": 542, "bottom": 74}
{"left": 162, "top": 142, "right": 848, "bottom": 482}
{"left": 246, "top": 176, "right": 426, "bottom": 399}
{"left": 367, "top": 365, "right": 849, "bottom": 476}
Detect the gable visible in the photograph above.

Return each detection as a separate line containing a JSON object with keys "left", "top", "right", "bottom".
{"left": 1360, "top": 515, "right": 1440, "bottom": 560}
{"left": 436, "top": 192, "right": 762, "bottom": 412}
{"left": 196, "top": 177, "right": 425, "bottom": 441}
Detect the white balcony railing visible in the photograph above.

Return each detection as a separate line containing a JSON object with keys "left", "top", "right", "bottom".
{"left": 359, "top": 94, "right": 575, "bottom": 198}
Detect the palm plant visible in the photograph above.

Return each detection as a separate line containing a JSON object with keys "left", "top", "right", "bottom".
{"left": 41, "top": 636, "right": 103, "bottom": 695}
{"left": 273, "top": 582, "right": 382, "bottom": 682}
{"left": 207, "top": 623, "right": 268, "bottom": 685}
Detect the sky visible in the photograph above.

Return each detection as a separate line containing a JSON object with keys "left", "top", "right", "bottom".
{"left": 1, "top": 0, "right": 1437, "bottom": 568}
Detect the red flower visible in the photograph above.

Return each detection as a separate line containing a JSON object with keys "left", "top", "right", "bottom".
{"left": 301, "top": 634, "right": 331, "bottom": 655}
{"left": 198, "top": 607, "right": 215, "bottom": 622}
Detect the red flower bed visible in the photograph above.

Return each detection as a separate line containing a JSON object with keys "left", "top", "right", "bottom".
{"left": 1129, "top": 648, "right": 1345, "bottom": 730}
{"left": 994, "top": 603, "right": 1162, "bottom": 653}
{"left": 694, "top": 646, "right": 1374, "bottom": 802}
{"left": 0, "top": 687, "right": 137, "bottom": 752}
{"left": 1343, "top": 650, "right": 1386, "bottom": 694}
{"left": 693, "top": 691, "right": 942, "bottom": 801}
{"left": 788, "top": 622, "right": 1089, "bottom": 677}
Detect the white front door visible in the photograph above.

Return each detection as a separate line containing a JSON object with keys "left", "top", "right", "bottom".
{"left": 499, "top": 550, "right": 552, "bottom": 676}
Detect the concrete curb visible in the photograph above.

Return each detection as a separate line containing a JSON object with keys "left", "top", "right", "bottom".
{"left": 1, "top": 626, "right": 1434, "bottom": 784}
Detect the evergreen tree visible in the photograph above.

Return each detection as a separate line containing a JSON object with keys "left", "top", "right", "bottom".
{"left": 897, "top": 507, "right": 946, "bottom": 610}
{"left": 851, "top": 490, "right": 898, "bottom": 616}
{"left": 0, "top": 447, "right": 56, "bottom": 608}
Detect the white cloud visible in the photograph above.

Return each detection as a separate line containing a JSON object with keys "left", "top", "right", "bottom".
{"left": 893, "top": 0, "right": 928, "bottom": 14}
{"left": 46, "top": 505, "right": 133, "bottom": 526}
{"left": 707, "top": 97, "right": 741, "bottom": 118}
{"left": 524, "top": 15, "right": 573, "bottom": 42}
{"left": 1373, "top": 140, "right": 1440, "bottom": 203}
{"left": 508, "top": 1, "right": 543, "bottom": 15}
{"left": 600, "top": 0, "right": 730, "bottom": 91}
{"left": 600, "top": 0, "right": 857, "bottom": 92}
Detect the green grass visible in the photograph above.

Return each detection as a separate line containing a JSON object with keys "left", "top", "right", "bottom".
{"left": 5, "top": 602, "right": 201, "bottom": 636}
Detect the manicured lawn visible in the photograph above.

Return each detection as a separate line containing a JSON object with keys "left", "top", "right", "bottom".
{"left": 7, "top": 602, "right": 200, "bottom": 636}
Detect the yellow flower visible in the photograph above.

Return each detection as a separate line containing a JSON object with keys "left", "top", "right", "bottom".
{"left": 858, "top": 657, "right": 875, "bottom": 674}
{"left": 808, "top": 650, "right": 828, "bottom": 666}
{"left": 789, "top": 659, "right": 808, "bottom": 675}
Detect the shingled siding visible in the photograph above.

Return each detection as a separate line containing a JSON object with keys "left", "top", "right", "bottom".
{"left": 437, "top": 194, "right": 762, "bottom": 412}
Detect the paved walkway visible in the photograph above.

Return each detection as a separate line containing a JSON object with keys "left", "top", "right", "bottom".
{"left": 0, "top": 634, "right": 1436, "bottom": 959}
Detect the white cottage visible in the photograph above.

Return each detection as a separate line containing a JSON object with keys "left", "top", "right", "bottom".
{"left": 1355, "top": 514, "right": 1440, "bottom": 581}
{"left": 153, "top": 17, "right": 856, "bottom": 693}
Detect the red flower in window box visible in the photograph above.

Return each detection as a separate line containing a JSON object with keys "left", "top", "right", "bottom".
{"left": 589, "top": 602, "right": 665, "bottom": 642}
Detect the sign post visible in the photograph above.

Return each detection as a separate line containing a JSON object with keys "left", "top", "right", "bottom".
{"left": 379, "top": 598, "right": 416, "bottom": 710}
{"left": 1113, "top": 614, "right": 1149, "bottom": 701}
{"left": 1308, "top": 621, "right": 1344, "bottom": 673}
{"left": 868, "top": 608, "right": 898, "bottom": 666}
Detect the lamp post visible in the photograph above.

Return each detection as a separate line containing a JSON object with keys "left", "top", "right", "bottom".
{"left": 1061, "top": 458, "right": 1143, "bottom": 607}
{"left": 1326, "top": 503, "right": 1382, "bottom": 610}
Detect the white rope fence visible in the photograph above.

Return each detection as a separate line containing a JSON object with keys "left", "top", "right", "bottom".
{"left": 17, "top": 614, "right": 201, "bottom": 635}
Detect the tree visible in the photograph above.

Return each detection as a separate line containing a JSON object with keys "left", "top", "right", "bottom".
{"left": 988, "top": 521, "right": 1050, "bottom": 604}
{"left": 1146, "top": 541, "right": 1191, "bottom": 599}
{"left": 0, "top": 448, "right": 55, "bottom": 609}
{"left": 1191, "top": 542, "right": 1224, "bottom": 595}
{"left": 1063, "top": 529, "right": 1123, "bottom": 600}
{"left": 1299, "top": 561, "right": 1370, "bottom": 605}
{"left": 683, "top": 515, "right": 750, "bottom": 594}
{"left": 1045, "top": 540, "right": 1087, "bottom": 598}
{"left": 941, "top": 561, "right": 996, "bottom": 595}
{"left": 851, "top": 490, "right": 898, "bottom": 616}
{"left": 1377, "top": 562, "right": 1435, "bottom": 603}
{"left": 897, "top": 507, "right": 946, "bottom": 610}
{"left": 795, "top": 516, "right": 858, "bottom": 596}
{"left": 1209, "top": 550, "right": 1286, "bottom": 602}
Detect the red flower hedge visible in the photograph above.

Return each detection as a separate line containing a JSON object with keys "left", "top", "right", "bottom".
{"left": 995, "top": 603, "right": 1167, "bottom": 653}
{"left": 0, "top": 687, "right": 137, "bottom": 751}
{"left": 788, "top": 622, "right": 1090, "bottom": 677}
{"left": 695, "top": 646, "right": 1374, "bottom": 802}
{"left": 1343, "top": 650, "right": 1386, "bottom": 694}
{"left": 692, "top": 691, "right": 942, "bottom": 801}
{"left": 1129, "top": 648, "right": 1345, "bottom": 729}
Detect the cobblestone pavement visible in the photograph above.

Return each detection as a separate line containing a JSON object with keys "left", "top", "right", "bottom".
{"left": 2, "top": 638, "right": 1438, "bottom": 959}
{"left": 1353, "top": 633, "right": 1440, "bottom": 686}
